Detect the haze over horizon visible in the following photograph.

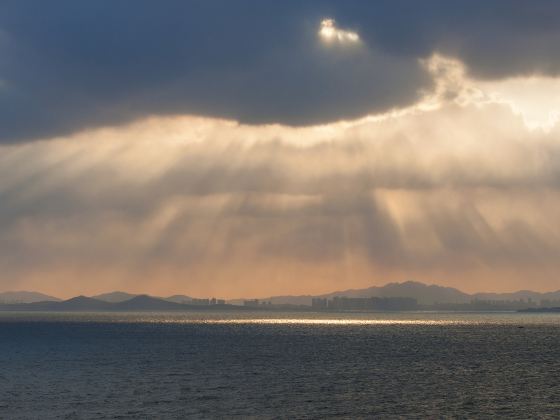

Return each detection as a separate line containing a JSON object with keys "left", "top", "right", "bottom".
{"left": 2, "top": 1, "right": 560, "bottom": 298}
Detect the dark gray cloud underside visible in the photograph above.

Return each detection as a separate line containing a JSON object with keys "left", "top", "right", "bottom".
{"left": 1, "top": 0, "right": 560, "bottom": 142}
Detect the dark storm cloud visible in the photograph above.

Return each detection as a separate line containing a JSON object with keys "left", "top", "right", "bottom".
{"left": 1, "top": 0, "right": 560, "bottom": 143}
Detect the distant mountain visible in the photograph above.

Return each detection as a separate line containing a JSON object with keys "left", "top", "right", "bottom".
{"left": 0, "top": 291, "right": 61, "bottom": 304}
{"left": 254, "top": 281, "right": 471, "bottom": 306}
{"left": 473, "top": 290, "right": 560, "bottom": 302}
{"left": 92, "top": 291, "right": 139, "bottom": 303}
{"left": 165, "top": 294, "right": 193, "bottom": 304}
{"left": 0, "top": 295, "right": 243, "bottom": 312}
{"left": 93, "top": 291, "right": 195, "bottom": 304}
{"left": 5, "top": 281, "right": 560, "bottom": 310}
{"left": 114, "top": 295, "right": 187, "bottom": 311}
{"left": 1, "top": 296, "right": 113, "bottom": 311}
{"left": 356, "top": 281, "right": 470, "bottom": 305}
{"left": 257, "top": 281, "right": 560, "bottom": 306}
{"left": 54, "top": 296, "right": 114, "bottom": 311}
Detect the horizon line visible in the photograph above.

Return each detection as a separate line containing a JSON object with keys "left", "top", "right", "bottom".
{"left": 3, "top": 280, "right": 560, "bottom": 301}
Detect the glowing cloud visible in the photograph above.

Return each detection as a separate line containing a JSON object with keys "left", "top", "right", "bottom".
{"left": 319, "top": 19, "right": 360, "bottom": 44}
{"left": 419, "top": 54, "right": 560, "bottom": 131}
{"left": 477, "top": 77, "right": 560, "bottom": 131}
{"left": 4, "top": 51, "right": 560, "bottom": 297}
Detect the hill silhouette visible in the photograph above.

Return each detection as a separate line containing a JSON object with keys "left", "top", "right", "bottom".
{"left": 3, "top": 296, "right": 113, "bottom": 311}
{"left": 165, "top": 294, "right": 193, "bottom": 304}
{"left": 3, "top": 281, "right": 560, "bottom": 309}
{"left": 114, "top": 295, "right": 188, "bottom": 311}
{"left": 92, "top": 291, "right": 139, "bottom": 303}
{"left": 0, "top": 291, "right": 61, "bottom": 304}
{"left": 0, "top": 295, "right": 242, "bottom": 312}
{"left": 238, "top": 281, "right": 560, "bottom": 306}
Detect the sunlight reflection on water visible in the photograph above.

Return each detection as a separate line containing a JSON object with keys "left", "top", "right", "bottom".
{"left": 176, "top": 318, "right": 467, "bottom": 325}
{"left": 2, "top": 311, "right": 560, "bottom": 418}
{"left": 1, "top": 311, "right": 559, "bottom": 326}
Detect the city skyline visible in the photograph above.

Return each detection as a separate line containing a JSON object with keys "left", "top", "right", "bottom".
{"left": 3, "top": 280, "right": 560, "bottom": 306}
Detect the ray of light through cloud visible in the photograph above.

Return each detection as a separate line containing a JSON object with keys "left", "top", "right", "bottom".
{"left": 2, "top": 54, "right": 560, "bottom": 298}
{"left": 2, "top": 3, "right": 560, "bottom": 298}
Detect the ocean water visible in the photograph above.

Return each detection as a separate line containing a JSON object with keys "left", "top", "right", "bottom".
{"left": 1, "top": 311, "right": 560, "bottom": 419}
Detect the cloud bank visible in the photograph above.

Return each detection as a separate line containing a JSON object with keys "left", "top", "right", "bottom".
{"left": 2, "top": 62, "right": 560, "bottom": 296}
{"left": 2, "top": 1, "right": 560, "bottom": 142}
{"left": 2, "top": 3, "right": 560, "bottom": 297}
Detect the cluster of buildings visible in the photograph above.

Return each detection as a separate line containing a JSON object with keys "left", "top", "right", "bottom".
{"left": 311, "top": 296, "right": 418, "bottom": 311}
{"left": 434, "top": 298, "right": 560, "bottom": 311}
{"left": 191, "top": 297, "right": 226, "bottom": 306}
{"left": 243, "top": 299, "right": 273, "bottom": 307}
{"left": 189, "top": 296, "right": 560, "bottom": 311}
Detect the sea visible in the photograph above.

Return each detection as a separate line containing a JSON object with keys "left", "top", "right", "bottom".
{"left": 1, "top": 311, "right": 559, "bottom": 419}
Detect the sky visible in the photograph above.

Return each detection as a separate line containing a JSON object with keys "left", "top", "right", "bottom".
{"left": 1, "top": 1, "right": 560, "bottom": 298}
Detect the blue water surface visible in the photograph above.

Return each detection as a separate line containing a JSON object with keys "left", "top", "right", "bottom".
{"left": 1, "top": 311, "right": 559, "bottom": 418}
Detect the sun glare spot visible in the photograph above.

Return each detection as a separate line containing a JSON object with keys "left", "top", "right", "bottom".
{"left": 319, "top": 18, "right": 360, "bottom": 44}
{"left": 142, "top": 318, "right": 469, "bottom": 326}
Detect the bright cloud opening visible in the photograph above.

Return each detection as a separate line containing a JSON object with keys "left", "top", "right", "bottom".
{"left": 478, "top": 77, "right": 560, "bottom": 131}
{"left": 319, "top": 19, "right": 360, "bottom": 44}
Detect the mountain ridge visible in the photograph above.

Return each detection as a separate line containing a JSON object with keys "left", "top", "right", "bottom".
{"left": 0, "top": 291, "right": 61, "bottom": 304}
{"left": 92, "top": 291, "right": 139, "bottom": 303}
{"left": 0, "top": 295, "right": 243, "bottom": 312}
{"left": 241, "top": 281, "right": 560, "bottom": 306}
{"left": 3, "top": 281, "right": 560, "bottom": 306}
